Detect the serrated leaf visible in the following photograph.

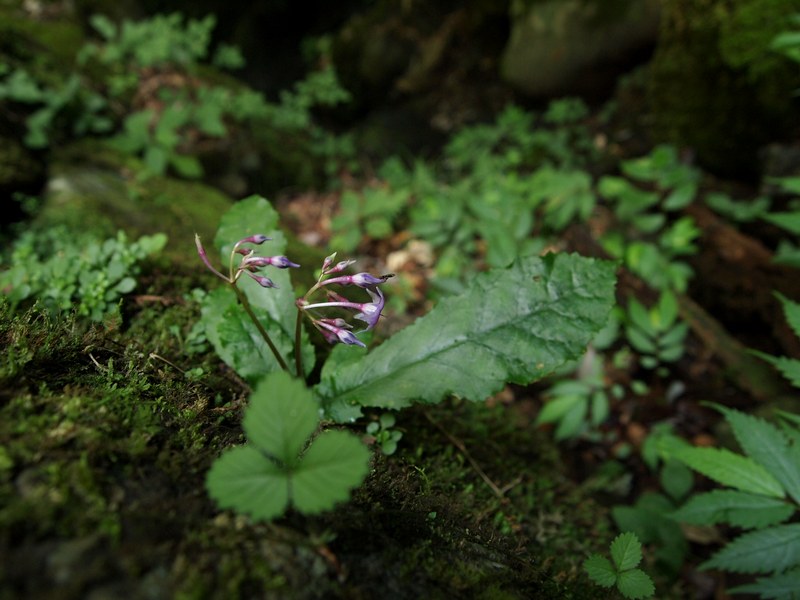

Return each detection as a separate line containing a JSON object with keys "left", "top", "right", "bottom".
{"left": 244, "top": 371, "right": 319, "bottom": 465}
{"left": 206, "top": 372, "right": 369, "bottom": 521}
{"left": 714, "top": 406, "right": 800, "bottom": 504}
{"left": 583, "top": 555, "right": 617, "bottom": 587}
{"left": 671, "top": 490, "right": 795, "bottom": 529}
{"left": 616, "top": 568, "right": 655, "bottom": 599}
{"left": 760, "top": 355, "right": 800, "bottom": 388}
{"left": 701, "top": 524, "right": 800, "bottom": 574}
{"left": 315, "top": 253, "right": 617, "bottom": 420}
{"left": 776, "top": 293, "right": 800, "bottom": 339}
{"left": 729, "top": 567, "right": 800, "bottom": 598}
{"left": 611, "top": 532, "right": 643, "bottom": 571}
{"left": 672, "top": 446, "right": 785, "bottom": 498}
{"left": 206, "top": 445, "right": 290, "bottom": 521}
{"left": 291, "top": 430, "right": 371, "bottom": 514}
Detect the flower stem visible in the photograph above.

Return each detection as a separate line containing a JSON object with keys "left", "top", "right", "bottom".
{"left": 294, "top": 307, "right": 304, "bottom": 378}
{"left": 232, "top": 284, "right": 289, "bottom": 372}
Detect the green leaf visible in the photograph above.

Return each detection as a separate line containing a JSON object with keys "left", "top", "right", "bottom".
{"left": 200, "top": 288, "right": 288, "bottom": 383}
{"left": 535, "top": 393, "right": 584, "bottom": 426}
{"left": 583, "top": 555, "right": 617, "bottom": 587}
{"left": 611, "top": 532, "right": 643, "bottom": 571}
{"left": 243, "top": 371, "right": 319, "bottom": 465}
{"left": 660, "top": 460, "right": 693, "bottom": 502}
{"left": 714, "top": 405, "right": 800, "bottom": 504}
{"left": 776, "top": 293, "right": 800, "bottom": 340}
{"left": 626, "top": 326, "right": 657, "bottom": 354}
{"left": 730, "top": 568, "right": 800, "bottom": 598}
{"left": 315, "top": 253, "right": 617, "bottom": 420}
{"left": 671, "top": 490, "right": 795, "bottom": 529}
{"left": 672, "top": 446, "right": 785, "bottom": 498}
{"left": 701, "top": 524, "right": 800, "bottom": 574}
{"left": 206, "top": 445, "right": 290, "bottom": 521}
{"left": 753, "top": 350, "right": 800, "bottom": 388}
{"left": 291, "top": 430, "right": 371, "bottom": 514}
{"left": 616, "top": 568, "right": 655, "bottom": 599}
{"left": 763, "top": 212, "right": 800, "bottom": 236}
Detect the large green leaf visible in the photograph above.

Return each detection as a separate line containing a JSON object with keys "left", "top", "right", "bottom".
{"left": 701, "top": 524, "right": 800, "bottom": 574}
{"left": 316, "top": 253, "right": 617, "bottom": 421}
{"left": 714, "top": 406, "right": 800, "bottom": 504}
{"left": 671, "top": 490, "right": 795, "bottom": 529}
{"left": 206, "top": 372, "right": 370, "bottom": 521}
{"left": 672, "top": 446, "right": 785, "bottom": 498}
{"left": 200, "top": 195, "right": 314, "bottom": 380}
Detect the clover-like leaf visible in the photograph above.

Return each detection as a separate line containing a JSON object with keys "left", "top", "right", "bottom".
{"left": 611, "top": 532, "right": 643, "bottom": 572}
{"left": 616, "top": 568, "right": 655, "bottom": 599}
{"left": 584, "top": 555, "right": 617, "bottom": 588}
{"left": 206, "top": 371, "right": 370, "bottom": 521}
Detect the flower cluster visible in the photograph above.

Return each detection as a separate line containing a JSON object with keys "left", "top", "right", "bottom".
{"left": 296, "top": 252, "right": 392, "bottom": 348}
{"left": 196, "top": 234, "right": 390, "bottom": 351}
{"left": 195, "top": 233, "right": 299, "bottom": 286}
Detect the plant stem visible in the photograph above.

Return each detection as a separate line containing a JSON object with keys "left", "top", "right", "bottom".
{"left": 294, "top": 307, "right": 304, "bottom": 378}
{"left": 232, "top": 284, "right": 289, "bottom": 372}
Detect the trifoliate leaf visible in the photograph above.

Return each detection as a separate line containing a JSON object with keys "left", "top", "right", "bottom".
{"left": 671, "top": 490, "right": 794, "bottom": 529}
{"left": 611, "top": 532, "right": 643, "bottom": 571}
{"left": 206, "top": 372, "right": 370, "bottom": 521}
{"left": 701, "top": 524, "right": 800, "bottom": 574}
{"left": 672, "top": 446, "right": 785, "bottom": 498}
{"left": 583, "top": 555, "right": 617, "bottom": 587}
{"left": 316, "top": 253, "right": 617, "bottom": 421}
{"left": 616, "top": 568, "right": 655, "bottom": 599}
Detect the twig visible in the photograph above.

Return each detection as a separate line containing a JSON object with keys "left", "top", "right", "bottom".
{"left": 424, "top": 411, "right": 519, "bottom": 498}
{"left": 149, "top": 352, "right": 186, "bottom": 374}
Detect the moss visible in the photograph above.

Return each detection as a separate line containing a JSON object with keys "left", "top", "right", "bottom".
{"left": 648, "top": 0, "right": 800, "bottom": 179}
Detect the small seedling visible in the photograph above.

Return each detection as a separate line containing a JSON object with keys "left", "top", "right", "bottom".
{"left": 584, "top": 532, "right": 655, "bottom": 599}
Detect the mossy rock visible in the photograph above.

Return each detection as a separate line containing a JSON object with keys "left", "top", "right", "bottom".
{"left": 35, "top": 140, "right": 234, "bottom": 263}
{"left": 648, "top": 0, "right": 800, "bottom": 179}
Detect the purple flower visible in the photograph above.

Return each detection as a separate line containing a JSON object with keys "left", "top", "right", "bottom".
{"left": 246, "top": 272, "right": 277, "bottom": 288}
{"left": 315, "top": 319, "right": 366, "bottom": 348}
{"left": 323, "top": 272, "right": 393, "bottom": 289}
{"left": 353, "top": 287, "right": 385, "bottom": 330}
{"left": 238, "top": 234, "right": 271, "bottom": 245}
{"left": 242, "top": 255, "right": 300, "bottom": 269}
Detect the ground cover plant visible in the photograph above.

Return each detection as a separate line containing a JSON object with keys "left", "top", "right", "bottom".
{"left": 2, "top": 3, "right": 800, "bottom": 599}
